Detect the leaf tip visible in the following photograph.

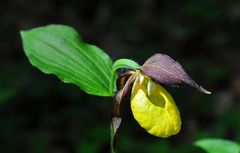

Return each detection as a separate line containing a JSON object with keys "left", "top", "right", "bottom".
{"left": 20, "top": 29, "right": 31, "bottom": 41}
{"left": 199, "top": 86, "right": 212, "bottom": 94}
{"left": 20, "top": 30, "right": 26, "bottom": 38}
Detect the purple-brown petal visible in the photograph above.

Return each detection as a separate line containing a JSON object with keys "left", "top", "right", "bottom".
{"left": 141, "top": 53, "right": 211, "bottom": 94}
{"left": 115, "top": 73, "right": 136, "bottom": 104}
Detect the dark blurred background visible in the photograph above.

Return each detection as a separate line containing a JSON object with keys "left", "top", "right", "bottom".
{"left": 0, "top": 0, "right": 240, "bottom": 153}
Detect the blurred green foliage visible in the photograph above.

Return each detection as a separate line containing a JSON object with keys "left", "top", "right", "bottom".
{"left": 195, "top": 138, "right": 240, "bottom": 153}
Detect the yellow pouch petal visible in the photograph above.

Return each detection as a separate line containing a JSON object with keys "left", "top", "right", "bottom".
{"left": 131, "top": 72, "right": 181, "bottom": 138}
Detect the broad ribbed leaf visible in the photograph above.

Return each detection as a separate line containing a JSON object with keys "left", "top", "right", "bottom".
{"left": 141, "top": 53, "right": 211, "bottom": 94}
{"left": 194, "top": 138, "right": 240, "bottom": 153}
{"left": 21, "top": 25, "right": 113, "bottom": 96}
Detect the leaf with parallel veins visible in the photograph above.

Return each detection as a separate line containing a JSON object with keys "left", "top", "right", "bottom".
{"left": 21, "top": 25, "right": 113, "bottom": 96}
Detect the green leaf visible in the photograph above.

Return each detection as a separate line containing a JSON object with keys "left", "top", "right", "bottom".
{"left": 194, "top": 138, "right": 240, "bottom": 153}
{"left": 110, "top": 59, "right": 140, "bottom": 93}
{"left": 112, "top": 59, "right": 140, "bottom": 72}
{"left": 21, "top": 25, "right": 113, "bottom": 96}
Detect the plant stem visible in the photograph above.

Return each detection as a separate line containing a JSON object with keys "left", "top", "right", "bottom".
{"left": 110, "top": 123, "right": 116, "bottom": 153}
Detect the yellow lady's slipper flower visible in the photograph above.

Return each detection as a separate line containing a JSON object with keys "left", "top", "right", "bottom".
{"left": 113, "top": 54, "right": 210, "bottom": 141}
{"left": 130, "top": 71, "right": 181, "bottom": 137}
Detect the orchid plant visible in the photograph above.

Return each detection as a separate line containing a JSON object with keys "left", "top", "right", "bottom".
{"left": 21, "top": 25, "right": 211, "bottom": 152}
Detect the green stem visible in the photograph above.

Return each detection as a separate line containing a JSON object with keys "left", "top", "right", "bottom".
{"left": 109, "top": 59, "right": 140, "bottom": 152}
{"left": 110, "top": 123, "right": 116, "bottom": 153}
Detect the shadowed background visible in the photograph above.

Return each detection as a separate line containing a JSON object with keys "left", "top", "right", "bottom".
{"left": 0, "top": 0, "right": 240, "bottom": 153}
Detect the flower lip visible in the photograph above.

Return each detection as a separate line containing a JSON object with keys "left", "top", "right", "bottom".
{"left": 147, "top": 80, "right": 166, "bottom": 108}
{"left": 130, "top": 71, "right": 182, "bottom": 137}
